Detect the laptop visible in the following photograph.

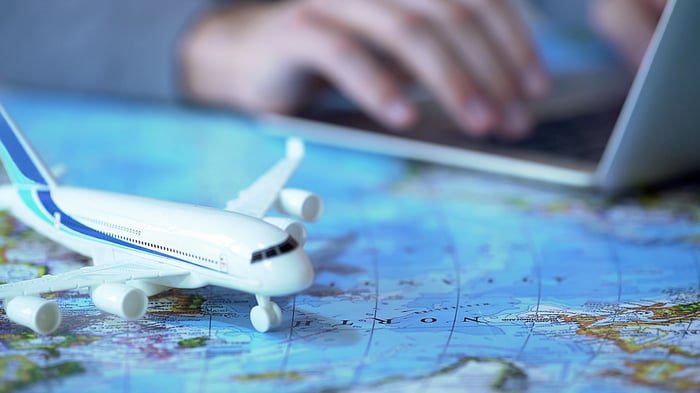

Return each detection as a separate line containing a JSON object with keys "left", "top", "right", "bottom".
{"left": 259, "top": 0, "right": 700, "bottom": 194}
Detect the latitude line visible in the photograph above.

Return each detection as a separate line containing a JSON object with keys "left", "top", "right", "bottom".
{"left": 557, "top": 241, "right": 620, "bottom": 386}
{"left": 348, "top": 197, "right": 380, "bottom": 386}
{"left": 434, "top": 186, "right": 461, "bottom": 362}
{"left": 280, "top": 294, "right": 297, "bottom": 372}
{"left": 515, "top": 225, "right": 542, "bottom": 361}
{"left": 436, "top": 229, "right": 461, "bottom": 361}
{"left": 200, "top": 285, "right": 214, "bottom": 393}
{"left": 125, "top": 317, "right": 133, "bottom": 393}
{"left": 571, "top": 246, "right": 623, "bottom": 385}
{"left": 663, "top": 248, "right": 700, "bottom": 362}
{"left": 695, "top": 248, "right": 700, "bottom": 295}
{"left": 415, "top": 178, "right": 462, "bottom": 392}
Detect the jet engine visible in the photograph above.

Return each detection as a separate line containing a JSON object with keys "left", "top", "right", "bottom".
{"left": 264, "top": 217, "right": 307, "bottom": 246}
{"left": 275, "top": 188, "right": 324, "bottom": 222}
{"left": 91, "top": 283, "right": 148, "bottom": 320}
{"left": 5, "top": 296, "right": 62, "bottom": 335}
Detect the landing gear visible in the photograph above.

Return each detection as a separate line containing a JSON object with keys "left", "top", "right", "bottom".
{"left": 250, "top": 295, "right": 282, "bottom": 332}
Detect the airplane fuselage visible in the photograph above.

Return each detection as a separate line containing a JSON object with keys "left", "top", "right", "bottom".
{"left": 0, "top": 106, "right": 320, "bottom": 333}
{"left": 0, "top": 184, "right": 314, "bottom": 297}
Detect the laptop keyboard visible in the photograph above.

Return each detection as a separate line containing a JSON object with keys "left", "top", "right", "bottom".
{"left": 478, "top": 106, "right": 620, "bottom": 163}
{"left": 303, "top": 103, "right": 621, "bottom": 166}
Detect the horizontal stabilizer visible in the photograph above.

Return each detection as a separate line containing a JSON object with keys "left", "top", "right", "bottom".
{"left": 286, "top": 138, "right": 305, "bottom": 161}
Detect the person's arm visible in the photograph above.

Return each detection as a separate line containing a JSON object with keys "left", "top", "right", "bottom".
{"left": 0, "top": 0, "right": 214, "bottom": 101}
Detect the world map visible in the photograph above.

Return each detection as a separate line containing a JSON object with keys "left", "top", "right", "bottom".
{"left": 0, "top": 92, "right": 699, "bottom": 392}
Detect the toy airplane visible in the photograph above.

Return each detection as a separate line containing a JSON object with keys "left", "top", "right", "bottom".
{"left": 0, "top": 105, "right": 323, "bottom": 334}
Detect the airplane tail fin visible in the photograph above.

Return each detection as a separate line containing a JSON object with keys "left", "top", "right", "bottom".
{"left": 0, "top": 104, "right": 57, "bottom": 189}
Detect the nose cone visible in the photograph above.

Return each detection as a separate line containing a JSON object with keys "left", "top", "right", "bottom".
{"left": 257, "top": 251, "right": 315, "bottom": 296}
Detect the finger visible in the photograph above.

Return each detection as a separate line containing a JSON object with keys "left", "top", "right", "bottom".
{"left": 304, "top": 0, "right": 498, "bottom": 136}
{"left": 591, "top": 0, "right": 659, "bottom": 69}
{"left": 459, "top": 0, "right": 550, "bottom": 99}
{"left": 389, "top": 0, "right": 533, "bottom": 138}
{"left": 288, "top": 9, "right": 416, "bottom": 130}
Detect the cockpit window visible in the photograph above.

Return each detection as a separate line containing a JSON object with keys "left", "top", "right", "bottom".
{"left": 251, "top": 236, "right": 299, "bottom": 263}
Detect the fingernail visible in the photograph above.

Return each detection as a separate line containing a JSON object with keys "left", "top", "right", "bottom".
{"left": 384, "top": 98, "right": 415, "bottom": 129}
{"left": 464, "top": 98, "right": 496, "bottom": 135}
{"left": 502, "top": 101, "right": 533, "bottom": 137}
{"left": 522, "top": 66, "right": 550, "bottom": 98}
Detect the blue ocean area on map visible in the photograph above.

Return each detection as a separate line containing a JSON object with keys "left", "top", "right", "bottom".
{"left": 0, "top": 91, "right": 699, "bottom": 392}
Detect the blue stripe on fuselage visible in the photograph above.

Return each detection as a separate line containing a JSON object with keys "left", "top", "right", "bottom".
{"left": 35, "top": 190, "right": 220, "bottom": 272}
{"left": 0, "top": 115, "right": 49, "bottom": 186}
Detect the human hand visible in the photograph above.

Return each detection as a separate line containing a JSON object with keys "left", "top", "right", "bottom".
{"left": 181, "top": 0, "right": 549, "bottom": 140}
{"left": 590, "top": 0, "right": 668, "bottom": 69}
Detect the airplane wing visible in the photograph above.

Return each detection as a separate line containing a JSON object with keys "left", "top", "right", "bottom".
{"left": 0, "top": 261, "right": 189, "bottom": 298}
{"left": 225, "top": 138, "right": 304, "bottom": 218}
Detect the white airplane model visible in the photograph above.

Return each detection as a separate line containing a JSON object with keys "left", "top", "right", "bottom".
{"left": 0, "top": 105, "right": 323, "bottom": 335}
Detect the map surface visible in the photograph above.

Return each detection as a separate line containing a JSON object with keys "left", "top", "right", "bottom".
{"left": 0, "top": 92, "right": 699, "bottom": 392}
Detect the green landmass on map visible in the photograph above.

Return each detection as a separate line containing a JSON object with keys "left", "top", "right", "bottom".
{"left": 602, "top": 359, "right": 700, "bottom": 392}
{"left": 178, "top": 336, "right": 209, "bottom": 348}
{"left": 233, "top": 371, "right": 305, "bottom": 383}
{"left": 150, "top": 292, "right": 206, "bottom": 315}
{"left": 0, "top": 355, "right": 84, "bottom": 393}
{"left": 561, "top": 301, "right": 700, "bottom": 357}
{"left": 555, "top": 300, "right": 700, "bottom": 390}
{"left": 0, "top": 332, "right": 102, "bottom": 359}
